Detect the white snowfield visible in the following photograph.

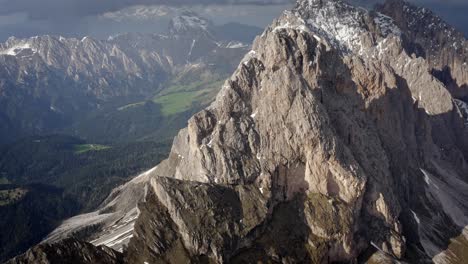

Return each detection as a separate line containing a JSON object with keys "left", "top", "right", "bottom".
{"left": 0, "top": 42, "right": 37, "bottom": 56}
{"left": 44, "top": 166, "right": 157, "bottom": 252}
{"left": 226, "top": 41, "right": 248, "bottom": 49}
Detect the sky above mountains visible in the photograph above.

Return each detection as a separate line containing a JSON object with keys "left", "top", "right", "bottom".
{"left": 0, "top": 0, "right": 466, "bottom": 41}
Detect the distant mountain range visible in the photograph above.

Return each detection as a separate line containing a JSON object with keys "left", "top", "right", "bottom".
{"left": 0, "top": 12, "right": 256, "bottom": 145}
{"left": 0, "top": 12, "right": 259, "bottom": 262}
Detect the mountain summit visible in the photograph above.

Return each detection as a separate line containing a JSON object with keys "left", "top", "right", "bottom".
{"left": 169, "top": 12, "right": 214, "bottom": 37}
{"left": 7, "top": 0, "right": 468, "bottom": 263}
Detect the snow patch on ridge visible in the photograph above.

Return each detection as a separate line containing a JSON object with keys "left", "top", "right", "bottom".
{"left": 242, "top": 50, "right": 258, "bottom": 66}
{"left": 420, "top": 168, "right": 439, "bottom": 189}
{"left": 187, "top": 39, "right": 196, "bottom": 58}
{"left": 272, "top": 19, "right": 309, "bottom": 34}
{"left": 90, "top": 208, "right": 139, "bottom": 252}
{"left": 44, "top": 166, "right": 158, "bottom": 252}
{"left": 285, "top": 0, "right": 403, "bottom": 56}
{"left": 374, "top": 12, "right": 401, "bottom": 36}
{"left": 225, "top": 41, "right": 248, "bottom": 49}
{"left": 0, "top": 42, "right": 36, "bottom": 56}
{"left": 454, "top": 99, "right": 468, "bottom": 125}
{"left": 301, "top": 0, "right": 367, "bottom": 54}
{"left": 250, "top": 110, "right": 257, "bottom": 119}
{"left": 411, "top": 210, "right": 421, "bottom": 224}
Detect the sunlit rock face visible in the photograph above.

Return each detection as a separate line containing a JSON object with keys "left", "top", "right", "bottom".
{"left": 119, "top": 1, "right": 468, "bottom": 263}
{"left": 376, "top": 0, "right": 468, "bottom": 99}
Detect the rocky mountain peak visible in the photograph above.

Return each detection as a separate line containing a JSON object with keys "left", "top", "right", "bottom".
{"left": 68, "top": 0, "right": 461, "bottom": 261}
{"left": 120, "top": 0, "right": 468, "bottom": 262}
{"left": 301, "top": 0, "right": 323, "bottom": 7}
{"left": 296, "top": 0, "right": 360, "bottom": 10}
{"left": 168, "top": 12, "right": 214, "bottom": 37}
{"left": 376, "top": 0, "right": 468, "bottom": 98}
{"left": 288, "top": 0, "right": 404, "bottom": 56}
{"left": 0, "top": 37, "right": 38, "bottom": 57}
{"left": 377, "top": 0, "right": 466, "bottom": 57}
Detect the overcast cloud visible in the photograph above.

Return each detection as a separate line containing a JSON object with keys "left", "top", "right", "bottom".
{"left": 0, "top": 0, "right": 292, "bottom": 20}
{"left": 0, "top": 0, "right": 466, "bottom": 41}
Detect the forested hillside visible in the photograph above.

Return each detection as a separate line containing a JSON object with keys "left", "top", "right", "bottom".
{"left": 0, "top": 135, "right": 171, "bottom": 261}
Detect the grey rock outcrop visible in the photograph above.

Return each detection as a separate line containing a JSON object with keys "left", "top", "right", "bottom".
{"left": 124, "top": 0, "right": 468, "bottom": 263}
{"left": 376, "top": 0, "right": 468, "bottom": 98}
{"left": 5, "top": 238, "right": 123, "bottom": 264}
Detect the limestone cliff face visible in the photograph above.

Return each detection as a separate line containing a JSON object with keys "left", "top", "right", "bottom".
{"left": 376, "top": 0, "right": 468, "bottom": 99}
{"left": 125, "top": 0, "right": 468, "bottom": 263}
{"left": 9, "top": 0, "right": 468, "bottom": 263}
